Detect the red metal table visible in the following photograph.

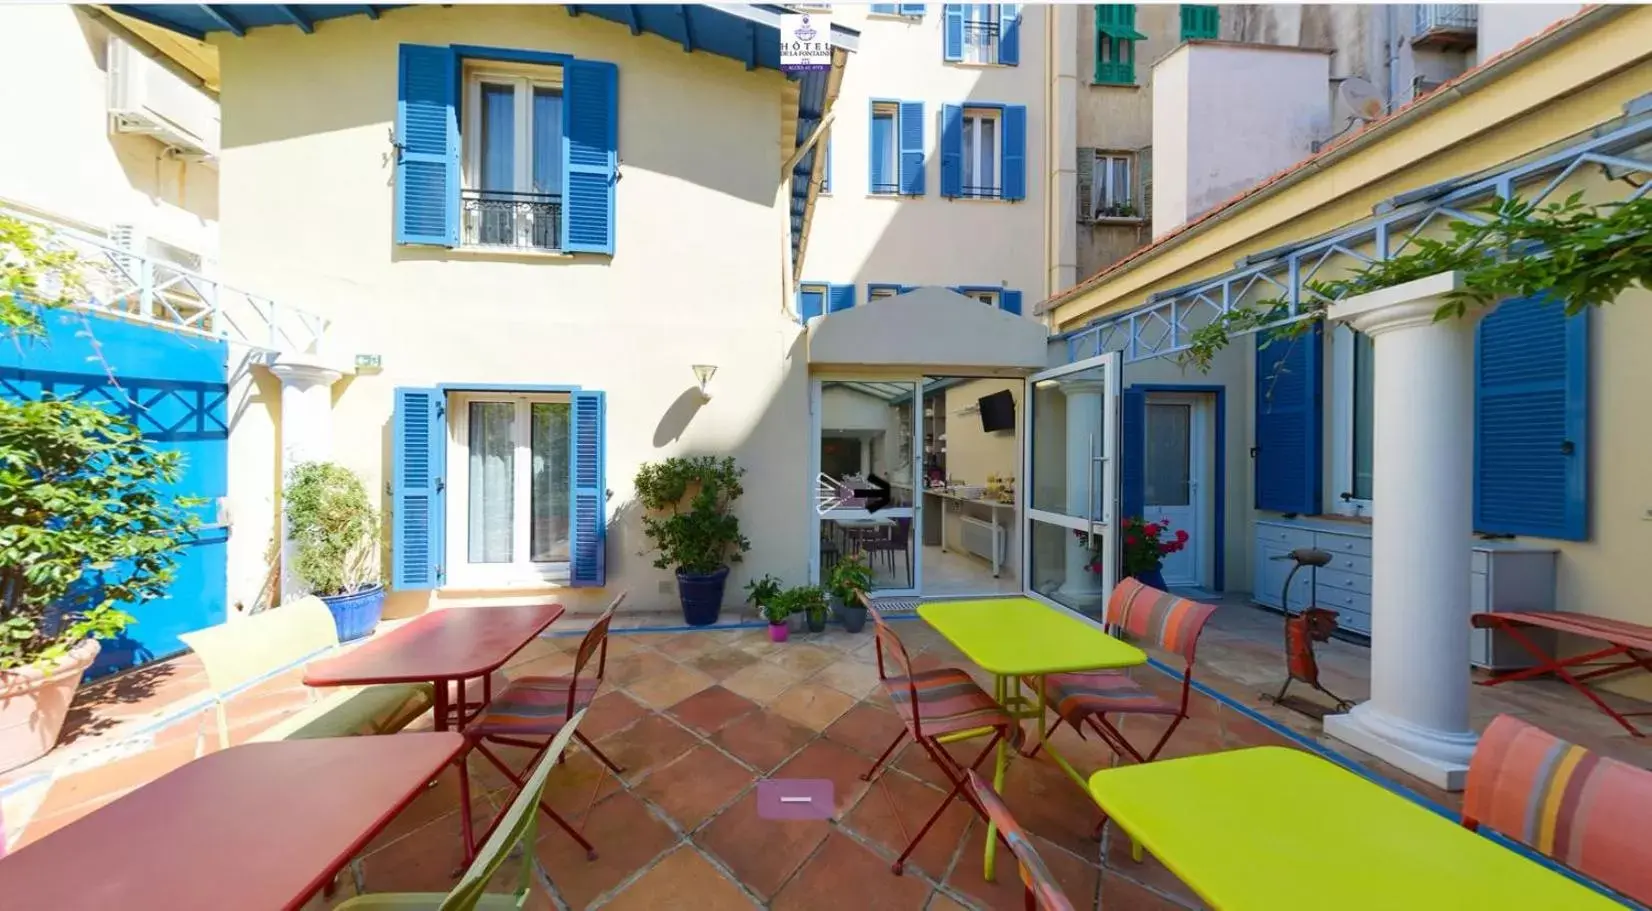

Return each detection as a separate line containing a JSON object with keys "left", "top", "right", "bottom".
{"left": 0, "top": 733, "right": 464, "bottom": 911}
{"left": 304, "top": 603, "right": 563, "bottom": 731}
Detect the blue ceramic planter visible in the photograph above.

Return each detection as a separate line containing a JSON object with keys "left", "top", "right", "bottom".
{"left": 1133, "top": 568, "right": 1169, "bottom": 592}
{"left": 677, "top": 567, "right": 730, "bottom": 627}
{"left": 320, "top": 584, "right": 386, "bottom": 642}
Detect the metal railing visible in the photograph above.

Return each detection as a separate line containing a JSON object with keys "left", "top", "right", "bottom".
{"left": 961, "top": 20, "right": 1000, "bottom": 64}
{"left": 461, "top": 190, "right": 562, "bottom": 252}
{"left": 959, "top": 184, "right": 1003, "bottom": 200}
{"left": 1414, "top": 4, "right": 1478, "bottom": 35}
{"left": 2, "top": 206, "right": 328, "bottom": 354}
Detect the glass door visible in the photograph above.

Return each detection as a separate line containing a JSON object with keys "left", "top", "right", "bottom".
{"left": 1021, "top": 352, "right": 1121, "bottom": 614}
{"left": 812, "top": 378, "right": 921, "bottom": 595}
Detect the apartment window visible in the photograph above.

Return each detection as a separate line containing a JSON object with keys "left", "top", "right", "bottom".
{"left": 447, "top": 392, "right": 573, "bottom": 583}
{"left": 1351, "top": 330, "right": 1374, "bottom": 501}
{"left": 461, "top": 62, "right": 565, "bottom": 252}
{"left": 1331, "top": 326, "right": 1376, "bottom": 515}
{"left": 1180, "top": 4, "right": 1219, "bottom": 41}
{"left": 960, "top": 288, "right": 999, "bottom": 307}
{"left": 870, "top": 3, "right": 926, "bottom": 17}
{"left": 944, "top": 5, "right": 1019, "bottom": 66}
{"left": 868, "top": 284, "right": 904, "bottom": 302}
{"left": 961, "top": 107, "right": 1001, "bottom": 198}
{"left": 1077, "top": 148, "right": 1136, "bottom": 220}
{"left": 869, "top": 103, "right": 899, "bottom": 195}
{"left": 1094, "top": 5, "right": 1144, "bottom": 85}
{"left": 961, "top": 5, "right": 1001, "bottom": 64}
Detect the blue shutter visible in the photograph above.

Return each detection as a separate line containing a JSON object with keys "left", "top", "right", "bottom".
{"left": 940, "top": 104, "right": 964, "bottom": 197}
{"left": 1474, "top": 295, "right": 1589, "bottom": 540}
{"left": 798, "top": 286, "right": 826, "bottom": 320}
{"left": 569, "top": 391, "right": 607, "bottom": 586}
{"left": 1253, "top": 324, "right": 1323, "bottom": 514}
{"left": 395, "top": 45, "right": 458, "bottom": 247}
{"left": 871, "top": 3, "right": 898, "bottom": 13}
{"left": 391, "top": 387, "right": 446, "bottom": 590}
{"left": 1002, "top": 104, "right": 1027, "bottom": 201}
{"left": 561, "top": 59, "right": 618, "bottom": 255}
{"left": 1000, "top": 290, "right": 1022, "bottom": 315}
{"left": 900, "top": 3, "right": 927, "bottom": 16}
{"left": 943, "top": 4, "right": 965, "bottom": 61}
{"left": 827, "top": 284, "right": 856, "bottom": 313}
{"left": 898, "top": 101, "right": 926, "bottom": 196}
{"left": 1120, "top": 387, "right": 1145, "bottom": 518}
{"left": 999, "top": 4, "right": 1021, "bottom": 65}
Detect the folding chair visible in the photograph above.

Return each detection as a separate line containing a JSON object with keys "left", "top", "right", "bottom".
{"left": 859, "top": 602, "right": 1023, "bottom": 875}
{"left": 457, "top": 593, "right": 628, "bottom": 864}
{"left": 1462, "top": 714, "right": 1652, "bottom": 906}
{"left": 966, "top": 771, "right": 1077, "bottom": 911}
{"left": 336, "top": 710, "right": 590, "bottom": 910}
{"left": 1027, "top": 578, "right": 1216, "bottom": 765}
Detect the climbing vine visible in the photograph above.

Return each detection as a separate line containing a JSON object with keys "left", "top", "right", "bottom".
{"left": 1177, "top": 193, "right": 1652, "bottom": 373}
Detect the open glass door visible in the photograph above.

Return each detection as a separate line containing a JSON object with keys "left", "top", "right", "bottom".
{"left": 812, "top": 378, "right": 921, "bottom": 595}
{"left": 1021, "top": 352, "right": 1121, "bottom": 614}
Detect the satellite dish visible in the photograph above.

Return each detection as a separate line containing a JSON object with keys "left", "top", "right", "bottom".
{"left": 1336, "top": 77, "right": 1387, "bottom": 123}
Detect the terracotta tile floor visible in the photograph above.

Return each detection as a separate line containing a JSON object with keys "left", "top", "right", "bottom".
{"left": 3, "top": 599, "right": 1650, "bottom": 909}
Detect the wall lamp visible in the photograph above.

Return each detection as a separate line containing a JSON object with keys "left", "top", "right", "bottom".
{"left": 692, "top": 364, "right": 718, "bottom": 401}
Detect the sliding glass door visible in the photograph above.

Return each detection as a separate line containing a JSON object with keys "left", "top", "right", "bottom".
{"left": 811, "top": 379, "right": 921, "bottom": 595}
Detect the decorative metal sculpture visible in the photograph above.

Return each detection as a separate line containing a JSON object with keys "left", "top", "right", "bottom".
{"left": 1262, "top": 547, "right": 1354, "bottom": 718}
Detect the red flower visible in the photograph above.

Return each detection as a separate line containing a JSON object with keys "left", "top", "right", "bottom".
{"left": 1125, "top": 535, "right": 1138, "bottom": 546}
{"left": 1144, "top": 523, "right": 1162, "bottom": 537}
{"left": 1175, "top": 529, "right": 1189, "bottom": 543}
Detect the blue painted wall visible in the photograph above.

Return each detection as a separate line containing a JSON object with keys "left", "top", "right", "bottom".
{"left": 0, "top": 310, "right": 229, "bottom": 678}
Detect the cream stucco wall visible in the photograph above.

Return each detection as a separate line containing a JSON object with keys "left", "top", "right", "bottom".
{"left": 211, "top": 6, "right": 808, "bottom": 617}
{"left": 801, "top": 6, "right": 1048, "bottom": 307}
{"left": 0, "top": 6, "right": 217, "bottom": 257}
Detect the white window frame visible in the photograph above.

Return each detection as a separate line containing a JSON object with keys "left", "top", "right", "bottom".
{"left": 1089, "top": 151, "right": 1134, "bottom": 218}
{"left": 445, "top": 390, "right": 574, "bottom": 587}
{"left": 1329, "top": 325, "right": 1375, "bottom": 517}
{"left": 959, "top": 287, "right": 1000, "bottom": 308}
{"left": 870, "top": 102, "right": 899, "bottom": 196}
{"left": 961, "top": 107, "right": 1002, "bottom": 198}
{"left": 961, "top": 4, "right": 1003, "bottom": 65}
{"left": 462, "top": 62, "right": 564, "bottom": 196}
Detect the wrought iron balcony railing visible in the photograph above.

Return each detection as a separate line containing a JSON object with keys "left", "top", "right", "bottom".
{"left": 961, "top": 20, "right": 1000, "bottom": 64}
{"left": 461, "top": 190, "right": 562, "bottom": 252}
{"left": 2, "top": 206, "right": 328, "bottom": 354}
{"left": 1414, "top": 5, "right": 1478, "bottom": 45}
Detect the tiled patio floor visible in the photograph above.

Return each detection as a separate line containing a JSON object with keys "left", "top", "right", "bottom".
{"left": 3, "top": 597, "right": 1650, "bottom": 909}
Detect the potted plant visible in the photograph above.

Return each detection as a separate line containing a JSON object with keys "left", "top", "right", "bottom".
{"left": 787, "top": 584, "right": 829, "bottom": 634}
{"left": 826, "top": 553, "right": 873, "bottom": 633}
{"left": 0, "top": 216, "right": 202, "bottom": 772}
{"left": 635, "top": 456, "right": 751, "bottom": 626}
{"left": 745, "top": 573, "right": 783, "bottom": 631}
{"left": 754, "top": 580, "right": 794, "bottom": 643}
{"left": 1120, "top": 517, "right": 1188, "bottom": 591}
{"left": 284, "top": 461, "right": 383, "bottom": 642}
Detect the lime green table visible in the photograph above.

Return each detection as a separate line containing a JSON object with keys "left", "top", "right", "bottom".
{"left": 918, "top": 597, "right": 1146, "bottom": 881}
{"left": 1086, "top": 746, "right": 1625, "bottom": 910}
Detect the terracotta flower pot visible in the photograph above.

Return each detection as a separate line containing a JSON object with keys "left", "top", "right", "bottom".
{"left": 0, "top": 638, "right": 101, "bottom": 774}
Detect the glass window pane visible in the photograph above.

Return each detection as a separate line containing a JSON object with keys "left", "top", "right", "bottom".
{"left": 467, "top": 402, "right": 515, "bottom": 564}
{"left": 962, "top": 116, "right": 977, "bottom": 190}
{"left": 1029, "top": 365, "right": 1107, "bottom": 520}
{"left": 479, "top": 82, "right": 515, "bottom": 193}
{"left": 979, "top": 116, "right": 996, "bottom": 191}
{"left": 529, "top": 401, "right": 572, "bottom": 563}
{"left": 1111, "top": 158, "right": 1130, "bottom": 205}
{"left": 871, "top": 113, "right": 895, "bottom": 191}
{"left": 531, "top": 87, "right": 563, "bottom": 195}
{"left": 1144, "top": 403, "right": 1192, "bottom": 507}
{"left": 1353, "top": 330, "right": 1375, "bottom": 500}
{"left": 1027, "top": 518, "right": 1107, "bottom": 615}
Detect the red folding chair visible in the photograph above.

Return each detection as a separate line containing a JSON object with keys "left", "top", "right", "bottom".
{"left": 858, "top": 598, "right": 1024, "bottom": 875}
{"left": 457, "top": 592, "right": 627, "bottom": 863}
{"left": 1026, "top": 578, "right": 1216, "bottom": 765}
{"left": 967, "top": 771, "right": 1077, "bottom": 911}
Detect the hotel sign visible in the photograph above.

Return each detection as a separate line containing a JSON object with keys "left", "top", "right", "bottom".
{"left": 780, "top": 12, "right": 832, "bottom": 73}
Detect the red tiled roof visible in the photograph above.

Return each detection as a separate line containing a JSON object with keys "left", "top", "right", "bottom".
{"left": 1037, "top": 4, "right": 1606, "bottom": 320}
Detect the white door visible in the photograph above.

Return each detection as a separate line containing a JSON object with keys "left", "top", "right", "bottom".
{"left": 1021, "top": 352, "right": 1121, "bottom": 615}
{"left": 1141, "top": 396, "right": 1203, "bottom": 587}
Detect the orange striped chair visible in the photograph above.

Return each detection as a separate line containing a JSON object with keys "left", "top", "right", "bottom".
{"left": 860, "top": 597, "right": 1024, "bottom": 875}
{"left": 1463, "top": 714, "right": 1652, "bottom": 905}
{"left": 967, "top": 771, "right": 1077, "bottom": 911}
{"left": 1028, "top": 578, "right": 1217, "bottom": 765}
{"left": 456, "top": 592, "right": 627, "bottom": 864}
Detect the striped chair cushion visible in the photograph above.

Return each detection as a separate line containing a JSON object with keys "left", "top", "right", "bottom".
{"left": 1464, "top": 715, "right": 1652, "bottom": 904}
{"left": 1106, "top": 578, "right": 1217, "bottom": 660}
{"left": 967, "top": 771, "right": 1076, "bottom": 911}
{"left": 883, "top": 667, "right": 1022, "bottom": 745}
{"left": 1038, "top": 670, "right": 1177, "bottom": 723}
{"left": 469, "top": 676, "right": 599, "bottom": 737}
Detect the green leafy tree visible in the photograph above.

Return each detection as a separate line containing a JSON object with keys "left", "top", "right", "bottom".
{"left": 284, "top": 461, "right": 380, "bottom": 596}
{"left": 633, "top": 455, "right": 751, "bottom": 575}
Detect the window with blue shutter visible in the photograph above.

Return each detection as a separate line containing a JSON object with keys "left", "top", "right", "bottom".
{"left": 569, "top": 390, "right": 607, "bottom": 587}
{"left": 1253, "top": 325, "right": 1323, "bottom": 514}
{"left": 870, "top": 102, "right": 898, "bottom": 194}
{"left": 940, "top": 104, "right": 963, "bottom": 197}
{"left": 900, "top": 3, "right": 927, "bottom": 16}
{"left": 798, "top": 283, "right": 828, "bottom": 321}
{"left": 561, "top": 59, "right": 618, "bottom": 255}
{"left": 870, "top": 3, "right": 900, "bottom": 14}
{"left": 1094, "top": 5, "right": 1145, "bottom": 85}
{"left": 999, "top": 5, "right": 1021, "bottom": 65}
{"left": 396, "top": 45, "right": 460, "bottom": 246}
{"left": 875, "top": 3, "right": 926, "bottom": 16}
{"left": 943, "top": 5, "right": 965, "bottom": 61}
{"left": 1002, "top": 105, "right": 1026, "bottom": 201}
{"left": 898, "top": 101, "right": 926, "bottom": 196}
{"left": 1001, "top": 290, "right": 1023, "bottom": 315}
{"left": 1120, "top": 388, "right": 1146, "bottom": 518}
{"left": 827, "top": 284, "right": 857, "bottom": 313}
{"left": 1474, "top": 295, "right": 1589, "bottom": 540}
{"left": 392, "top": 387, "right": 447, "bottom": 590}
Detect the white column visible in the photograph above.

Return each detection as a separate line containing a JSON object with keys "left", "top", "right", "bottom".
{"left": 268, "top": 355, "right": 350, "bottom": 600}
{"left": 1056, "top": 378, "right": 1107, "bottom": 609}
{"left": 1323, "top": 272, "right": 1483, "bottom": 791}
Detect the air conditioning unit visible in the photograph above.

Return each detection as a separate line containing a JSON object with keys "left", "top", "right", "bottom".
{"left": 107, "top": 36, "right": 220, "bottom": 163}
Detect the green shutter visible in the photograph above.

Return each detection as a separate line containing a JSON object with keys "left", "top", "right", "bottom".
{"left": 1181, "top": 5, "right": 1219, "bottom": 41}
{"left": 1093, "top": 5, "right": 1142, "bottom": 85}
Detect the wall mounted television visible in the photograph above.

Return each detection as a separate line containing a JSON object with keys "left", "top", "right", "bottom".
{"left": 979, "top": 389, "right": 1015, "bottom": 433}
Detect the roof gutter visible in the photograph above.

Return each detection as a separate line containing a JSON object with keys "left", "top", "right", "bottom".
{"left": 1036, "top": 3, "right": 1622, "bottom": 318}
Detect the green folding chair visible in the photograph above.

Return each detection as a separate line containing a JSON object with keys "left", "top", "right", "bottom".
{"left": 334, "top": 708, "right": 589, "bottom": 910}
